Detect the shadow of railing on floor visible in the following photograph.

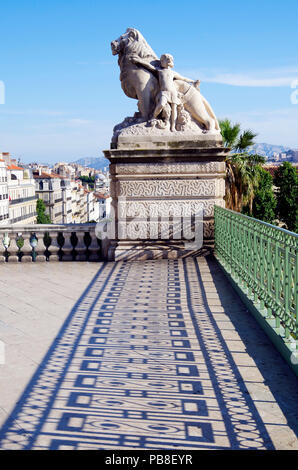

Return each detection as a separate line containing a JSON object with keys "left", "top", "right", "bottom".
{"left": 0, "top": 257, "right": 293, "bottom": 450}
{"left": 205, "top": 255, "right": 298, "bottom": 443}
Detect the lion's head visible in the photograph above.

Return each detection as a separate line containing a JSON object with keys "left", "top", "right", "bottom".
{"left": 111, "top": 28, "right": 158, "bottom": 60}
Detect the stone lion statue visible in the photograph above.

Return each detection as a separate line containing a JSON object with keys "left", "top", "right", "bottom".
{"left": 111, "top": 28, "right": 219, "bottom": 133}
{"left": 111, "top": 28, "right": 159, "bottom": 119}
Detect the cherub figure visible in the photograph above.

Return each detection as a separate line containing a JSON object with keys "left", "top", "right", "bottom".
{"left": 131, "top": 53, "right": 200, "bottom": 131}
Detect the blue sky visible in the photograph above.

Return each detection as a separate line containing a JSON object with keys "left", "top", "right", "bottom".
{"left": 0, "top": 0, "right": 298, "bottom": 163}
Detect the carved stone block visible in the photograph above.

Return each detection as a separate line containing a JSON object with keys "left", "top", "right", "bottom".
{"left": 104, "top": 146, "right": 228, "bottom": 260}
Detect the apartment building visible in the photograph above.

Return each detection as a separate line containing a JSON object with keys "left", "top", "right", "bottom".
{"left": 0, "top": 154, "right": 110, "bottom": 225}
{"left": 85, "top": 189, "right": 100, "bottom": 222}
{"left": 78, "top": 183, "right": 88, "bottom": 223}
{"left": 34, "top": 171, "right": 63, "bottom": 224}
{"left": 94, "top": 192, "right": 112, "bottom": 219}
{"left": 0, "top": 159, "right": 9, "bottom": 224}
{"left": 60, "top": 177, "right": 72, "bottom": 224}
{"left": 7, "top": 164, "right": 37, "bottom": 225}
{"left": 53, "top": 162, "right": 76, "bottom": 180}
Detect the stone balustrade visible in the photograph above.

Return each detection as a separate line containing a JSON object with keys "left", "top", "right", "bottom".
{"left": 0, "top": 224, "right": 101, "bottom": 262}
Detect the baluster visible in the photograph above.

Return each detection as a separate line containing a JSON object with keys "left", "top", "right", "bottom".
{"left": 88, "top": 230, "right": 101, "bottom": 261}
{"left": 7, "top": 232, "right": 19, "bottom": 263}
{"left": 75, "top": 231, "right": 87, "bottom": 261}
{"left": 34, "top": 232, "right": 46, "bottom": 262}
{"left": 20, "top": 232, "right": 33, "bottom": 262}
{"left": 47, "top": 231, "right": 60, "bottom": 261}
{"left": 0, "top": 233, "right": 7, "bottom": 262}
{"left": 61, "top": 231, "right": 74, "bottom": 261}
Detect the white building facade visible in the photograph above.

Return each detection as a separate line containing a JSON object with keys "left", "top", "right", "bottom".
{"left": 0, "top": 159, "right": 9, "bottom": 225}
{"left": 7, "top": 165, "right": 37, "bottom": 225}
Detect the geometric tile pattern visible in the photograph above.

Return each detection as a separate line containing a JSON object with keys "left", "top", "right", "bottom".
{"left": 0, "top": 259, "right": 274, "bottom": 449}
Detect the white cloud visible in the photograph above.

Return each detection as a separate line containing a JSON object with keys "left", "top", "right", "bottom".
{"left": 184, "top": 66, "right": 298, "bottom": 88}
{"left": 203, "top": 74, "right": 294, "bottom": 87}
{"left": 220, "top": 107, "right": 298, "bottom": 148}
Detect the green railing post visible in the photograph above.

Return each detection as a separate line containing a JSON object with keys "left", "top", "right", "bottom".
{"left": 274, "top": 242, "right": 281, "bottom": 333}
{"left": 295, "top": 249, "right": 298, "bottom": 351}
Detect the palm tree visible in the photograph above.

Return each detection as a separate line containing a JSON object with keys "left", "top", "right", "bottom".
{"left": 219, "top": 119, "right": 265, "bottom": 213}
{"left": 220, "top": 119, "right": 241, "bottom": 149}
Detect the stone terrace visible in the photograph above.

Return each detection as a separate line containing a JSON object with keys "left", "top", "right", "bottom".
{"left": 0, "top": 258, "right": 297, "bottom": 450}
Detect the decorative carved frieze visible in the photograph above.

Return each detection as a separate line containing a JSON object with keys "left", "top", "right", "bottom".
{"left": 113, "top": 161, "right": 225, "bottom": 175}
{"left": 117, "top": 179, "right": 225, "bottom": 198}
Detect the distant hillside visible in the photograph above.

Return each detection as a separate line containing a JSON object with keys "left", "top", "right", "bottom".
{"left": 72, "top": 145, "right": 298, "bottom": 168}
{"left": 71, "top": 156, "right": 109, "bottom": 171}
{"left": 249, "top": 143, "right": 298, "bottom": 158}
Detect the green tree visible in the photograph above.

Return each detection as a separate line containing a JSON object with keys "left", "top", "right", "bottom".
{"left": 219, "top": 119, "right": 265, "bottom": 213}
{"left": 36, "top": 198, "right": 51, "bottom": 224}
{"left": 243, "top": 167, "right": 276, "bottom": 223}
{"left": 79, "top": 175, "right": 95, "bottom": 189}
{"left": 274, "top": 162, "right": 298, "bottom": 233}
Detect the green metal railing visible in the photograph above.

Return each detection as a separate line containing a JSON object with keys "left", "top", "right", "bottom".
{"left": 214, "top": 206, "right": 298, "bottom": 361}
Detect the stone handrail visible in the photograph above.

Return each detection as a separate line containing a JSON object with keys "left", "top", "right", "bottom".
{"left": 0, "top": 224, "right": 101, "bottom": 262}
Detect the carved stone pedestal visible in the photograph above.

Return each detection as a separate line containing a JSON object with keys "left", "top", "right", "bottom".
{"left": 103, "top": 139, "right": 228, "bottom": 261}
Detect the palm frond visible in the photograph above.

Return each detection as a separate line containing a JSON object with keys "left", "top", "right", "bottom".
{"left": 235, "top": 130, "right": 258, "bottom": 152}
{"left": 219, "top": 119, "right": 241, "bottom": 149}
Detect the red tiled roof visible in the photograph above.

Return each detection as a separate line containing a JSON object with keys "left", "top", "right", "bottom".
{"left": 7, "top": 164, "right": 23, "bottom": 170}
{"left": 33, "top": 171, "right": 61, "bottom": 179}
{"left": 263, "top": 165, "right": 298, "bottom": 177}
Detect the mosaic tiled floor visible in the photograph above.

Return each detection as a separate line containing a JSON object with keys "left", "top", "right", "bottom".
{"left": 0, "top": 258, "right": 288, "bottom": 449}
